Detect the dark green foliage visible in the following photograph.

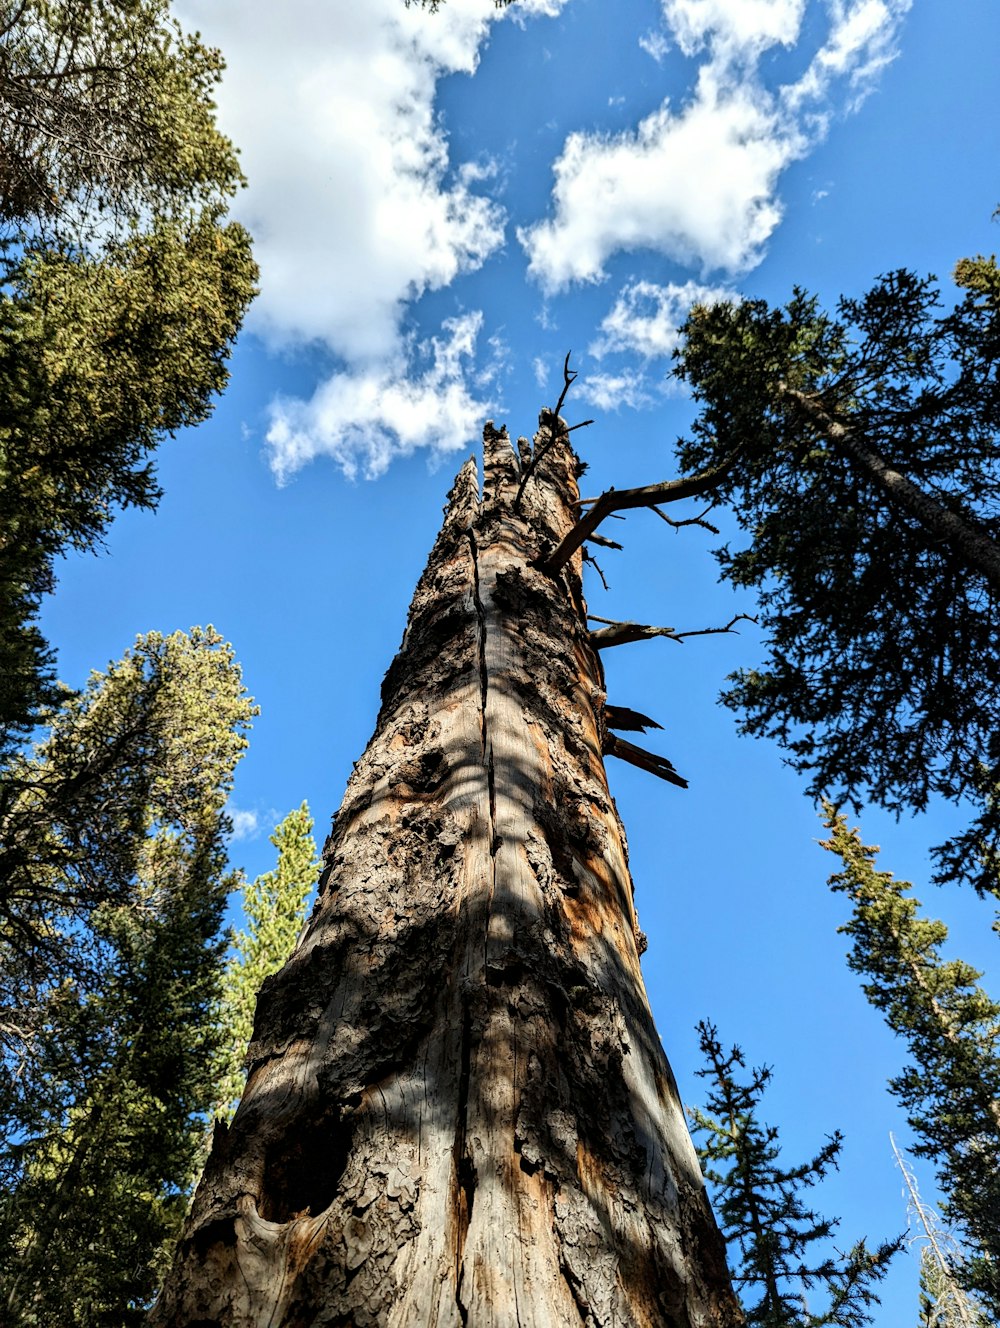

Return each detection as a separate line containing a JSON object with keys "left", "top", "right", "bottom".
{"left": 0, "top": 0, "right": 257, "bottom": 749}
{"left": 823, "top": 810, "right": 1000, "bottom": 1313}
{"left": 690, "top": 1020, "right": 898, "bottom": 1327}
{"left": 0, "top": 627, "right": 255, "bottom": 1326}
{"left": 673, "top": 261, "right": 1000, "bottom": 892}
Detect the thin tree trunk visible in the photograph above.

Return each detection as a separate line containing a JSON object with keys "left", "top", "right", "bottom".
{"left": 779, "top": 385, "right": 1000, "bottom": 594}
{"left": 151, "top": 421, "right": 740, "bottom": 1327}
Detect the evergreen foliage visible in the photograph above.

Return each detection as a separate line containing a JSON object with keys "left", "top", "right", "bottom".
{"left": 215, "top": 803, "right": 319, "bottom": 1119}
{"left": 822, "top": 811, "right": 1000, "bottom": 1313}
{"left": 0, "top": 0, "right": 257, "bottom": 749}
{"left": 673, "top": 260, "right": 1000, "bottom": 892}
{"left": 690, "top": 1020, "right": 898, "bottom": 1327}
{"left": 0, "top": 627, "right": 255, "bottom": 1326}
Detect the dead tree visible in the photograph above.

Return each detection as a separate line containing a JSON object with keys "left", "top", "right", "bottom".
{"left": 151, "top": 418, "right": 740, "bottom": 1327}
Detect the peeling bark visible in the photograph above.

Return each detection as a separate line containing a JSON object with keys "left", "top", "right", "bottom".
{"left": 151, "top": 420, "right": 741, "bottom": 1327}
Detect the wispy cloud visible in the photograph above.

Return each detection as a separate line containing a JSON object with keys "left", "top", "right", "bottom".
{"left": 590, "top": 279, "right": 734, "bottom": 360}
{"left": 520, "top": 0, "right": 911, "bottom": 293}
{"left": 266, "top": 314, "right": 499, "bottom": 482}
{"left": 784, "top": 0, "right": 912, "bottom": 114}
{"left": 639, "top": 29, "right": 671, "bottom": 62}
{"left": 576, "top": 369, "right": 656, "bottom": 413}
{"left": 228, "top": 807, "right": 260, "bottom": 843}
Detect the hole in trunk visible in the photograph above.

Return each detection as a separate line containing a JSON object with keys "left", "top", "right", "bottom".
{"left": 259, "top": 1111, "right": 353, "bottom": 1223}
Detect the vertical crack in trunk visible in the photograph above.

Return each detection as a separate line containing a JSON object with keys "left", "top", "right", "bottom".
{"left": 150, "top": 422, "right": 742, "bottom": 1328}
{"left": 468, "top": 528, "right": 489, "bottom": 759}
{"left": 453, "top": 997, "right": 475, "bottom": 1326}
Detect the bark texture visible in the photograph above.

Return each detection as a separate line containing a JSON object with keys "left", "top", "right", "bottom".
{"left": 152, "top": 421, "right": 740, "bottom": 1328}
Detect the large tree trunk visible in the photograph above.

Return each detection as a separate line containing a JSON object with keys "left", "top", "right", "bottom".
{"left": 152, "top": 421, "right": 740, "bottom": 1327}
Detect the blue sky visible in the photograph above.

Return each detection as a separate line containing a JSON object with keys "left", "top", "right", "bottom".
{"left": 41, "top": 0, "right": 999, "bottom": 1316}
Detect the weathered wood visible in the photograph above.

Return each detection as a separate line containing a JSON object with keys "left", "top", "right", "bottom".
{"left": 151, "top": 419, "right": 740, "bottom": 1327}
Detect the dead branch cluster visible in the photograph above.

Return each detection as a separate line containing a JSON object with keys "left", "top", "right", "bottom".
{"left": 535, "top": 355, "right": 757, "bottom": 794}
{"left": 514, "top": 353, "right": 593, "bottom": 509}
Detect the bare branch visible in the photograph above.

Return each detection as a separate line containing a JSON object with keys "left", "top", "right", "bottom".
{"left": 779, "top": 384, "right": 1000, "bottom": 595}
{"left": 589, "top": 612, "right": 756, "bottom": 650}
{"left": 581, "top": 549, "right": 609, "bottom": 591}
{"left": 670, "top": 613, "right": 757, "bottom": 643}
{"left": 650, "top": 504, "right": 721, "bottom": 536}
{"left": 541, "top": 448, "right": 742, "bottom": 575}
{"left": 585, "top": 532, "right": 623, "bottom": 551}
{"left": 603, "top": 733, "right": 688, "bottom": 789}
{"left": 515, "top": 353, "right": 594, "bottom": 509}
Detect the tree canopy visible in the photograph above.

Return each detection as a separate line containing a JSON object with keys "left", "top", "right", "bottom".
{"left": 214, "top": 803, "right": 319, "bottom": 1120}
{"left": 0, "top": 626, "right": 255, "bottom": 1325}
{"left": 0, "top": 0, "right": 257, "bottom": 749}
{"left": 671, "top": 260, "right": 1000, "bottom": 892}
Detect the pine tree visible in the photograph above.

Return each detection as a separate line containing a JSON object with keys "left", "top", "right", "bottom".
{"left": 215, "top": 804, "right": 320, "bottom": 1120}
{"left": 0, "top": 0, "right": 256, "bottom": 749}
{"left": 670, "top": 261, "right": 1000, "bottom": 893}
{"left": 0, "top": 627, "right": 256, "bottom": 1326}
{"left": 690, "top": 1020, "right": 898, "bottom": 1328}
{"left": 822, "top": 810, "right": 1000, "bottom": 1313}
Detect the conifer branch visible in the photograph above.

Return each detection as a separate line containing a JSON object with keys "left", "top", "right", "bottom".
{"left": 779, "top": 385, "right": 1000, "bottom": 596}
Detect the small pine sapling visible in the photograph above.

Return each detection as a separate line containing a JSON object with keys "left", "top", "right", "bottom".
{"left": 690, "top": 1020, "right": 899, "bottom": 1327}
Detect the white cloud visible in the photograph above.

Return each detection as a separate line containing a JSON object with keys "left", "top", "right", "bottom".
{"left": 639, "top": 29, "right": 671, "bottom": 62}
{"left": 784, "top": 0, "right": 912, "bottom": 113}
{"left": 229, "top": 808, "right": 260, "bottom": 842}
{"left": 576, "top": 370, "right": 655, "bottom": 413}
{"left": 660, "top": 0, "right": 805, "bottom": 61}
{"left": 591, "top": 280, "right": 735, "bottom": 360}
{"left": 533, "top": 356, "right": 550, "bottom": 388}
{"left": 180, "top": 0, "right": 506, "bottom": 361}
{"left": 266, "top": 313, "right": 496, "bottom": 482}
{"left": 177, "top": 0, "right": 566, "bottom": 477}
{"left": 520, "top": 82, "right": 801, "bottom": 291}
{"left": 520, "top": 0, "right": 910, "bottom": 293}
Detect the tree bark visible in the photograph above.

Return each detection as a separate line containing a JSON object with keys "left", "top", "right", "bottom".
{"left": 151, "top": 420, "right": 740, "bottom": 1327}
{"left": 779, "top": 385, "right": 1000, "bottom": 595}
